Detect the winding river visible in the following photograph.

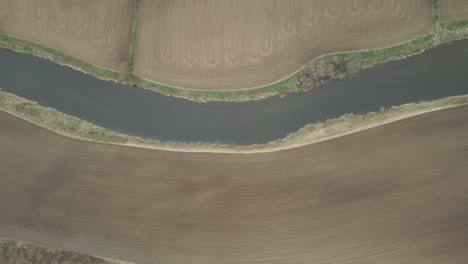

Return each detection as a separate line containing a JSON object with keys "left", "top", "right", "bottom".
{"left": 1, "top": 40, "right": 467, "bottom": 145}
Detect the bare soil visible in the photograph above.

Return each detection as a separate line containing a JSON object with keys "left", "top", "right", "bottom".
{"left": 0, "top": 0, "right": 135, "bottom": 72}
{"left": 134, "top": 0, "right": 432, "bottom": 90}
{"left": 441, "top": 0, "right": 468, "bottom": 22}
{"left": 1, "top": 106, "right": 468, "bottom": 263}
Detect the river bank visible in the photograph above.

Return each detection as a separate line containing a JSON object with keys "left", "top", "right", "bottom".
{"left": 0, "top": 3, "right": 466, "bottom": 102}
{"left": 1, "top": 90, "right": 467, "bottom": 154}
{"left": 1, "top": 38, "right": 467, "bottom": 145}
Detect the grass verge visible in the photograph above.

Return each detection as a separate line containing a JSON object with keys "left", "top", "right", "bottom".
{"left": 1, "top": 89, "right": 467, "bottom": 154}
{"left": 127, "top": 0, "right": 142, "bottom": 74}
{"left": 0, "top": 238, "right": 131, "bottom": 264}
{"left": 439, "top": 20, "right": 468, "bottom": 42}
{"left": 0, "top": 33, "right": 123, "bottom": 81}
{"left": 348, "top": 34, "right": 435, "bottom": 68}
{"left": 432, "top": 0, "right": 441, "bottom": 33}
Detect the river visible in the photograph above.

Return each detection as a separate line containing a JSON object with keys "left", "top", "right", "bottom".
{"left": 0, "top": 40, "right": 467, "bottom": 145}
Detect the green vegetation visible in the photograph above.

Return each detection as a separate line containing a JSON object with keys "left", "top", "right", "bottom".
{"left": 1, "top": 89, "right": 467, "bottom": 153}
{"left": 0, "top": 33, "right": 122, "bottom": 81}
{"left": 131, "top": 74, "right": 299, "bottom": 102}
{"left": 0, "top": 91, "right": 142, "bottom": 144}
{"left": 0, "top": 239, "right": 130, "bottom": 264}
{"left": 441, "top": 20, "right": 468, "bottom": 31}
{"left": 432, "top": 0, "right": 441, "bottom": 32}
{"left": 439, "top": 20, "right": 468, "bottom": 42}
{"left": 349, "top": 34, "right": 435, "bottom": 68}
{"left": 0, "top": 90, "right": 207, "bottom": 151}
{"left": 127, "top": 0, "right": 142, "bottom": 75}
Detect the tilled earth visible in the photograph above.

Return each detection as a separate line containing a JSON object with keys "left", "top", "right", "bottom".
{"left": 0, "top": 0, "right": 135, "bottom": 71}
{"left": 0, "top": 105, "right": 468, "bottom": 263}
{"left": 134, "top": 0, "right": 432, "bottom": 89}
{"left": 441, "top": 0, "right": 468, "bottom": 22}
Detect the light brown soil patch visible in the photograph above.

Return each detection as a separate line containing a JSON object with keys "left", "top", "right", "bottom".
{"left": 134, "top": 0, "right": 432, "bottom": 90}
{"left": 1, "top": 106, "right": 468, "bottom": 263}
{"left": 441, "top": 0, "right": 468, "bottom": 22}
{"left": 0, "top": 0, "right": 135, "bottom": 71}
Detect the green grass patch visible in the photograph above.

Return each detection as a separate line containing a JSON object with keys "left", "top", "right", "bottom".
{"left": 0, "top": 91, "right": 127, "bottom": 143}
{"left": 432, "top": 0, "right": 441, "bottom": 29}
{"left": 440, "top": 20, "right": 468, "bottom": 31}
{"left": 439, "top": 20, "right": 468, "bottom": 42}
{"left": 0, "top": 33, "right": 122, "bottom": 80}
{"left": 352, "top": 34, "right": 435, "bottom": 67}
{"left": 132, "top": 73, "right": 299, "bottom": 102}
{"left": 127, "top": 0, "right": 142, "bottom": 73}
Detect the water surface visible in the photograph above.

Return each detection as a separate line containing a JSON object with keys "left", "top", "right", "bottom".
{"left": 0, "top": 40, "right": 467, "bottom": 145}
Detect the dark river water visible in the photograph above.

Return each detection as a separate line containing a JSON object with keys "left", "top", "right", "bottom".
{"left": 0, "top": 40, "right": 467, "bottom": 145}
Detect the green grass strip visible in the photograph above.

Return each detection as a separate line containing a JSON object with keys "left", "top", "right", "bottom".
{"left": 127, "top": 0, "right": 142, "bottom": 73}
{"left": 440, "top": 20, "right": 468, "bottom": 31}
{"left": 0, "top": 33, "right": 122, "bottom": 80}
{"left": 352, "top": 34, "right": 435, "bottom": 68}
{"left": 132, "top": 73, "right": 299, "bottom": 102}
{"left": 432, "top": 0, "right": 441, "bottom": 30}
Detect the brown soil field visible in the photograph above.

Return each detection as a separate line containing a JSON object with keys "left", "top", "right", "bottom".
{"left": 134, "top": 0, "right": 432, "bottom": 90}
{"left": 441, "top": 0, "right": 468, "bottom": 22}
{"left": 1, "top": 105, "right": 468, "bottom": 263}
{"left": 0, "top": 0, "right": 135, "bottom": 72}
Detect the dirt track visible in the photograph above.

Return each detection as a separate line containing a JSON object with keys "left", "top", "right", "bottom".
{"left": 1, "top": 106, "right": 468, "bottom": 263}
{"left": 135, "top": 0, "right": 432, "bottom": 90}
{"left": 441, "top": 0, "right": 468, "bottom": 22}
{"left": 0, "top": 0, "right": 135, "bottom": 71}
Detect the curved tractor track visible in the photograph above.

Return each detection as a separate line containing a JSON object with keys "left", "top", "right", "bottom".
{"left": 1, "top": 105, "right": 468, "bottom": 263}
{"left": 135, "top": 0, "right": 432, "bottom": 90}
{"left": 441, "top": 0, "right": 468, "bottom": 22}
{"left": 0, "top": 0, "right": 134, "bottom": 71}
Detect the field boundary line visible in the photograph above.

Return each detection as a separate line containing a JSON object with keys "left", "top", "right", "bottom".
{"left": 127, "top": 0, "right": 142, "bottom": 75}
{"left": 0, "top": 33, "right": 125, "bottom": 82}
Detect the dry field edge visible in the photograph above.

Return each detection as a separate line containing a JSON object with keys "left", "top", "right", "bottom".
{"left": 0, "top": 238, "right": 131, "bottom": 264}
{"left": 0, "top": 17, "right": 467, "bottom": 102}
{"left": 1, "top": 89, "right": 467, "bottom": 154}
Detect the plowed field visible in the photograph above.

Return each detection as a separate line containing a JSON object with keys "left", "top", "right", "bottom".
{"left": 441, "top": 0, "right": 468, "bottom": 22}
{"left": 134, "top": 0, "right": 432, "bottom": 90}
{"left": 0, "top": 0, "right": 135, "bottom": 71}
{"left": 1, "top": 105, "right": 468, "bottom": 263}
